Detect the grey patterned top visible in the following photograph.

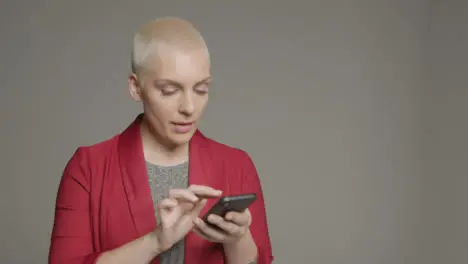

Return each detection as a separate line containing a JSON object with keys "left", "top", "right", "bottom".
{"left": 146, "top": 161, "right": 189, "bottom": 264}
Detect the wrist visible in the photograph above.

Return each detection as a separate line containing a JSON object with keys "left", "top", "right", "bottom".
{"left": 147, "top": 230, "right": 165, "bottom": 256}
{"left": 223, "top": 229, "right": 254, "bottom": 248}
{"left": 223, "top": 229, "right": 258, "bottom": 263}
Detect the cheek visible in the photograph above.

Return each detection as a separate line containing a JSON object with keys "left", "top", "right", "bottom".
{"left": 195, "top": 96, "right": 209, "bottom": 112}
{"left": 149, "top": 103, "right": 176, "bottom": 121}
{"left": 143, "top": 97, "right": 178, "bottom": 121}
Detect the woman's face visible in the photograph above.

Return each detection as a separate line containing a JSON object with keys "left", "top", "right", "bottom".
{"left": 129, "top": 46, "right": 211, "bottom": 147}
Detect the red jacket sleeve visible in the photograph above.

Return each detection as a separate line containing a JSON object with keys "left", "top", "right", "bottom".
{"left": 239, "top": 151, "right": 274, "bottom": 264}
{"left": 48, "top": 147, "right": 101, "bottom": 264}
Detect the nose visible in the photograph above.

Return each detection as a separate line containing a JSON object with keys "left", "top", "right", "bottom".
{"left": 179, "top": 92, "right": 195, "bottom": 116}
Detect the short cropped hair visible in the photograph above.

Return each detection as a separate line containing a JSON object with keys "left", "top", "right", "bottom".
{"left": 131, "top": 17, "right": 208, "bottom": 76}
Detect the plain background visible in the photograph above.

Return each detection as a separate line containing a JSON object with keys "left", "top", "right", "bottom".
{"left": 0, "top": 0, "right": 466, "bottom": 263}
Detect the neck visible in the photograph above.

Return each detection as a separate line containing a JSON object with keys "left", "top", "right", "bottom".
{"left": 140, "top": 117, "right": 189, "bottom": 166}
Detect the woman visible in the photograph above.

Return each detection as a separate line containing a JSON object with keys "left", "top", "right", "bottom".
{"left": 48, "top": 17, "right": 273, "bottom": 264}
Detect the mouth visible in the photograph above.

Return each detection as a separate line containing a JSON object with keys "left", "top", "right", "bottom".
{"left": 172, "top": 121, "right": 194, "bottom": 126}
{"left": 171, "top": 121, "right": 196, "bottom": 133}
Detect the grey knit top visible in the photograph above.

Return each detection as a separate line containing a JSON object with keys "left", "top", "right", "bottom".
{"left": 146, "top": 161, "right": 189, "bottom": 264}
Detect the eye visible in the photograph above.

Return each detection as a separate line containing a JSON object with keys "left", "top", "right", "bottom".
{"left": 195, "top": 83, "right": 209, "bottom": 95}
{"left": 160, "top": 85, "right": 178, "bottom": 96}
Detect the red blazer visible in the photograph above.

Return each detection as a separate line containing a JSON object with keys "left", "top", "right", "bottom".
{"left": 48, "top": 115, "right": 274, "bottom": 264}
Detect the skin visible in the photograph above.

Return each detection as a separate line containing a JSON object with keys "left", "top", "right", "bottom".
{"left": 96, "top": 17, "right": 258, "bottom": 264}
{"left": 129, "top": 45, "right": 211, "bottom": 165}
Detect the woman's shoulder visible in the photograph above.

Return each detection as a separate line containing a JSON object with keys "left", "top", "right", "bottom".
{"left": 65, "top": 134, "right": 119, "bottom": 170}
{"left": 198, "top": 133, "right": 253, "bottom": 165}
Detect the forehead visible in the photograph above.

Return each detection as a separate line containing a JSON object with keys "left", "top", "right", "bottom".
{"left": 148, "top": 46, "right": 211, "bottom": 83}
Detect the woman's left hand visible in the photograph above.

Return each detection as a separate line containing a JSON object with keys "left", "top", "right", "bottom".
{"left": 193, "top": 209, "right": 252, "bottom": 244}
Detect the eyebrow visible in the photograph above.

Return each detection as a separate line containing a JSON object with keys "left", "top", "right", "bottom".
{"left": 156, "top": 77, "right": 212, "bottom": 87}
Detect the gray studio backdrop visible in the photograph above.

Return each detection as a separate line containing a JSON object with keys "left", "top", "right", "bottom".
{"left": 1, "top": 1, "right": 467, "bottom": 264}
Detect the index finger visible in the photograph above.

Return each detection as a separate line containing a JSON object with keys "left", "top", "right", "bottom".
{"left": 189, "top": 185, "right": 223, "bottom": 198}
{"left": 168, "top": 189, "right": 199, "bottom": 203}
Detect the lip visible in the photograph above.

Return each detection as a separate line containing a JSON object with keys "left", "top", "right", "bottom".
{"left": 171, "top": 121, "right": 196, "bottom": 134}
{"left": 172, "top": 121, "right": 194, "bottom": 126}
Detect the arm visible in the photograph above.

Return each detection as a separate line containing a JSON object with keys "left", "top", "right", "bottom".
{"left": 223, "top": 151, "right": 274, "bottom": 264}
{"left": 223, "top": 230, "right": 258, "bottom": 264}
{"left": 95, "top": 232, "right": 162, "bottom": 264}
{"left": 48, "top": 148, "right": 163, "bottom": 264}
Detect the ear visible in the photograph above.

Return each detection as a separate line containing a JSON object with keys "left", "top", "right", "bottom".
{"left": 128, "top": 73, "right": 142, "bottom": 102}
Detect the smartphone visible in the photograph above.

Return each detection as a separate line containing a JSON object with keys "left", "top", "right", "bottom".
{"left": 202, "top": 193, "right": 257, "bottom": 225}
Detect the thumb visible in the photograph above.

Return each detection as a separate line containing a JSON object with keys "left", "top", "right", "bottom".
{"left": 157, "top": 198, "right": 181, "bottom": 224}
{"left": 158, "top": 198, "right": 178, "bottom": 215}
{"left": 190, "top": 198, "right": 207, "bottom": 216}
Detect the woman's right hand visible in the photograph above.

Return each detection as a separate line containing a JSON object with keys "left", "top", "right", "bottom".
{"left": 153, "top": 185, "right": 222, "bottom": 251}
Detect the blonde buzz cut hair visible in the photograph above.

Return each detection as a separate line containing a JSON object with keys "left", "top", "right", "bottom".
{"left": 131, "top": 16, "right": 209, "bottom": 77}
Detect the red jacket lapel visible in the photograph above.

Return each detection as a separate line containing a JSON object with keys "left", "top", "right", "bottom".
{"left": 118, "top": 115, "right": 156, "bottom": 238}
{"left": 188, "top": 130, "right": 209, "bottom": 187}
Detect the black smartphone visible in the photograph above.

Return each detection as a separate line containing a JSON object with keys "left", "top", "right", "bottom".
{"left": 202, "top": 193, "right": 257, "bottom": 225}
